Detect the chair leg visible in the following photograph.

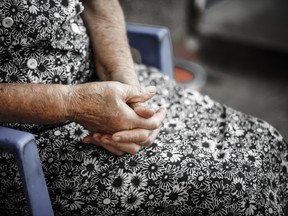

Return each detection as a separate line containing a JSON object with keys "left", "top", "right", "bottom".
{"left": 0, "top": 127, "right": 54, "bottom": 216}
{"left": 15, "top": 138, "right": 54, "bottom": 216}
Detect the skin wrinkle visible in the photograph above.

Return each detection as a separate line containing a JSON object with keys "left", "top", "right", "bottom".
{"left": 110, "top": 87, "right": 133, "bottom": 131}
{"left": 69, "top": 82, "right": 139, "bottom": 134}
{"left": 71, "top": 84, "right": 101, "bottom": 116}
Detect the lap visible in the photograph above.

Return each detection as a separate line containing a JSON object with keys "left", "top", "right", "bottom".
{"left": 0, "top": 65, "right": 287, "bottom": 216}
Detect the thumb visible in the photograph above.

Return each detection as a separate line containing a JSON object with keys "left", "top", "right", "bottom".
{"left": 129, "top": 102, "right": 155, "bottom": 118}
{"left": 133, "top": 105, "right": 155, "bottom": 118}
{"left": 125, "top": 86, "right": 156, "bottom": 103}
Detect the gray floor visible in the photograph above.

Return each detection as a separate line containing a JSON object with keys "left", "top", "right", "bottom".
{"left": 121, "top": 0, "right": 288, "bottom": 140}
{"left": 197, "top": 0, "right": 288, "bottom": 139}
{"left": 199, "top": 60, "right": 288, "bottom": 140}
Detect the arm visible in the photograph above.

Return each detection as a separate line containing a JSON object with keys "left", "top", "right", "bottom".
{"left": 0, "top": 82, "right": 160, "bottom": 134}
{"left": 0, "top": 83, "right": 71, "bottom": 124}
{"left": 81, "top": 0, "right": 139, "bottom": 86}
{"left": 80, "top": 0, "right": 166, "bottom": 155}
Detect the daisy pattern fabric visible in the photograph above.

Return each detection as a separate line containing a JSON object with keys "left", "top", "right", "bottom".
{"left": 0, "top": 0, "right": 288, "bottom": 216}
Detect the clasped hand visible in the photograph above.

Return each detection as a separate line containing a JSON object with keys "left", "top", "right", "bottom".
{"left": 68, "top": 81, "right": 166, "bottom": 156}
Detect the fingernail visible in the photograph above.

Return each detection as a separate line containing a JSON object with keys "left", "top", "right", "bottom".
{"left": 113, "top": 136, "right": 121, "bottom": 142}
{"left": 147, "top": 86, "right": 156, "bottom": 94}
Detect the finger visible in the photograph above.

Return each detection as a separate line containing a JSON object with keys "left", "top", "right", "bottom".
{"left": 83, "top": 135, "right": 93, "bottom": 143}
{"left": 135, "top": 107, "right": 167, "bottom": 130}
{"left": 129, "top": 102, "right": 155, "bottom": 118}
{"left": 100, "top": 137, "right": 141, "bottom": 155}
{"left": 109, "top": 142, "right": 141, "bottom": 155}
{"left": 92, "top": 133, "right": 109, "bottom": 141}
{"left": 134, "top": 106, "right": 155, "bottom": 118}
{"left": 83, "top": 132, "right": 104, "bottom": 141}
{"left": 83, "top": 135, "right": 100, "bottom": 146}
{"left": 83, "top": 134, "right": 110, "bottom": 149}
{"left": 83, "top": 132, "right": 105, "bottom": 143}
{"left": 97, "top": 134, "right": 112, "bottom": 141}
{"left": 112, "top": 128, "right": 152, "bottom": 143}
{"left": 139, "top": 127, "right": 161, "bottom": 147}
{"left": 84, "top": 134, "right": 125, "bottom": 156}
{"left": 129, "top": 102, "right": 148, "bottom": 109}
{"left": 126, "top": 86, "right": 156, "bottom": 103}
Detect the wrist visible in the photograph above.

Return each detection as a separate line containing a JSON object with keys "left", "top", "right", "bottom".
{"left": 96, "top": 61, "right": 140, "bottom": 86}
{"left": 112, "top": 72, "right": 140, "bottom": 86}
{"left": 62, "top": 85, "right": 78, "bottom": 122}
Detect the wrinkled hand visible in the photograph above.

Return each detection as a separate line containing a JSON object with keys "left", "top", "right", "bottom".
{"left": 83, "top": 103, "right": 166, "bottom": 156}
{"left": 116, "top": 102, "right": 165, "bottom": 146}
{"left": 68, "top": 81, "right": 163, "bottom": 134}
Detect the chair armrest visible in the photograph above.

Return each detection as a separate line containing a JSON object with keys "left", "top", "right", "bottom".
{"left": 0, "top": 127, "right": 54, "bottom": 216}
{"left": 127, "top": 23, "right": 175, "bottom": 79}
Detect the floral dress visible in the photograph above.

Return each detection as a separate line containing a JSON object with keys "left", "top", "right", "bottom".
{"left": 0, "top": 0, "right": 288, "bottom": 216}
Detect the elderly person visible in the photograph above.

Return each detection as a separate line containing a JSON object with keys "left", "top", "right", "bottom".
{"left": 0, "top": 0, "right": 287, "bottom": 215}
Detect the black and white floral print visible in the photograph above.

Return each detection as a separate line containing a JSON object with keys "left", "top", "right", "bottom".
{"left": 0, "top": 0, "right": 93, "bottom": 85}
{"left": 1, "top": 0, "right": 288, "bottom": 215}
{"left": 1, "top": 65, "right": 288, "bottom": 215}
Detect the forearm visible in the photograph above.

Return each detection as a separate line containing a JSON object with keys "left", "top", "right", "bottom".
{"left": 81, "top": 0, "right": 139, "bottom": 85}
{"left": 0, "top": 83, "right": 71, "bottom": 124}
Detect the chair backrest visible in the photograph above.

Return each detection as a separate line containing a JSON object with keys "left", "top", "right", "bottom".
{"left": 127, "top": 23, "right": 175, "bottom": 79}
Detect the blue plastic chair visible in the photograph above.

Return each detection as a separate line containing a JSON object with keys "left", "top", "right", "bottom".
{"left": 127, "top": 23, "right": 206, "bottom": 90}
{"left": 0, "top": 23, "right": 176, "bottom": 216}
{"left": 127, "top": 23, "right": 175, "bottom": 79}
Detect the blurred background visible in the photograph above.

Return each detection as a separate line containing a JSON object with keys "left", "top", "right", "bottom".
{"left": 120, "top": 0, "right": 288, "bottom": 139}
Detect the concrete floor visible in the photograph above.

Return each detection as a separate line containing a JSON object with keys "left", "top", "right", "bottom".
{"left": 121, "top": 0, "right": 288, "bottom": 140}
{"left": 199, "top": 37, "right": 288, "bottom": 140}
{"left": 197, "top": 0, "right": 288, "bottom": 139}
